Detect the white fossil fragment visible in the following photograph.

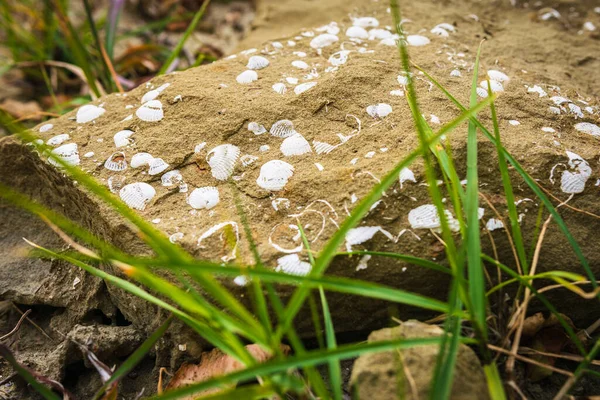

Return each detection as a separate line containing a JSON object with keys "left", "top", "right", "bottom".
{"left": 236, "top": 70, "right": 258, "bottom": 84}
{"left": 329, "top": 50, "right": 351, "bottom": 66}
{"left": 113, "top": 130, "right": 134, "bottom": 148}
{"left": 130, "top": 152, "right": 154, "bottom": 168}
{"left": 574, "top": 122, "right": 600, "bottom": 137}
{"left": 256, "top": 160, "right": 294, "bottom": 191}
{"left": 399, "top": 168, "right": 416, "bottom": 188}
{"left": 247, "top": 55, "right": 270, "bottom": 70}
{"left": 486, "top": 218, "right": 504, "bottom": 231}
{"left": 276, "top": 254, "right": 312, "bottom": 276}
{"left": 270, "top": 119, "right": 295, "bottom": 138}
{"left": 104, "top": 152, "right": 127, "bottom": 171}
{"left": 148, "top": 157, "right": 169, "bottom": 176}
{"left": 352, "top": 17, "right": 379, "bottom": 28}
{"left": 161, "top": 170, "right": 183, "bottom": 187}
{"left": 197, "top": 221, "right": 239, "bottom": 261}
{"left": 248, "top": 122, "right": 267, "bottom": 135}
{"left": 291, "top": 60, "right": 309, "bottom": 69}
{"left": 47, "top": 134, "right": 70, "bottom": 146}
{"left": 406, "top": 35, "right": 430, "bottom": 46}
{"left": 136, "top": 100, "right": 163, "bottom": 122}
{"left": 119, "top": 182, "right": 155, "bottom": 210}
{"left": 487, "top": 70, "right": 510, "bottom": 82}
{"left": 366, "top": 103, "right": 393, "bottom": 118}
{"left": 560, "top": 151, "right": 591, "bottom": 194}
{"left": 310, "top": 34, "right": 339, "bottom": 49}
{"left": 294, "top": 82, "right": 317, "bottom": 95}
{"left": 207, "top": 144, "right": 240, "bottom": 180}
{"left": 272, "top": 82, "right": 287, "bottom": 94}
{"left": 280, "top": 132, "right": 312, "bottom": 156}
{"left": 188, "top": 187, "right": 219, "bottom": 210}
{"left": 408, "top": 204, "right": 459, "bottom": 232}
{"left": 345, "top": 226, "right": 393, "bottom": 251}
{"left": 48, "top": 143, "right": 80, "bottom": 167}
{"left": 346, "top": 26, "right": 369, "bottom": 39}
{"left": 39, "top": 124, "right": 53, "bottom": 133}
{"left": 76, "top": 105, "right": 105, "bottom": 123}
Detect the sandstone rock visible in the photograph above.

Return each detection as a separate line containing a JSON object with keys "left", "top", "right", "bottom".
{"left": 350, "top": 320, "right": 489, "bottom": 400}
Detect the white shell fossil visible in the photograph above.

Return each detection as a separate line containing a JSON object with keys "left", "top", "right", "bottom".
{"left": 366, "top": 103, "right": 393, "bottom": 118}
{"left": 399, "top": 168, "right": 416, "bottom": 188}
{"left": 108, "top": 175, "right": 126, "bottom": 193}
{"left": 141, "top": 83, "right": 170, "bottom": 104}
{"left": 47, "top": 134, "right": 70, "bottom": 146}
{"left": 369, "top": 28, "right": 392, "bottom": 40}
{"left": 406, "top": 35, "right": 430, "bottom": 46}
{"left": 119, "top": 182, "right": 155, "bottom": 211}
{"left": 188, "top": 187, "right": 220, "bottom": 209}
{"left": 148, "top": 157, "right": 169, "bottom": 175}
{"left": 346, "top": 26, "right": 369, "bottom": 39}
{"left": 136, "top": 100, "right": 163, "bottom": 122}
{"left": 352, "top": 17, "right": 379, "bottom": 28}
{"left": 487, "top": 70, "right": 509, "bottom": 82}
{"left": 574, "top": 122, "right": 600, "bottom": 138}
{"left": 479, "top": 79, "right": 504, "bottom": 92}
{"left": 39, "top": 124, "right": 53, "bottom": 133}
{"left": 48, "top": 143, "right": 80, "bottom": 167}
{"left": 408, "top": 204, "right": 459, "bottom": 232}
{"left": 104, "top": 152, "right": 128, "bottom": 171}
{"left": 207, "top": 144, "right": 240, "bottom": 180}
{"left": 240, "top": 154, "right": 258, "bottom": 167}
{"left": 486, "top": 218, "right": 504, "bottom": 231}
{"left": 247, "top": 55, "right": 270, "bottom": 70}
{"left": 291, "top": 60, "right": 309, "bottom": 69}
{"left": 248, "top": 122, "right": 267, "bottom": 135}
{"left": 113, "top": 130, "right": 134, "bottom": 148}
{"left": 430, "top": 27, "right": 449, "bottom": 37}
{"left": 130, "top": 152, "right": 154, "bottom": 168}
{"left": 560, "top": 151, "right": 591, "bottom": 194}
{"left": 450, "top": 69, "right": 462, "bottom": 77}
{"left": 272, "top": 83, "right": 287, "bottom": 94}
{"left": 280, "top": 132, "right": 312, "bottom": 156}
{"left": 345, "top": 226, "right": 393, "bottom": 252}
{"left": 270, "top": 119, "right": 295, "bottom": 138}
{"left": 294, "top": 82, "right": 317, "bottom": 95}
{"left": 435, "top": 23, "right": 456, "bottom": 32}
{"left": 309, "top": 34, "right": 339, "bottom": 49}
{"left": 256, "top": 160, "right": 294, "bottom": 191}
{"left": 236, "top": 70, "right": 258, "bottom": 84}
{"left": 76, "top": 104, "right": 105, "bottom": 123}
{"left": 161, "top": 170, "right": 183, "bottom": 186}
{"left": 329, "top": 50, "right": 351, "bottom": 66}
{"left": 197, "top": 221, "right": 239, "bottom": 261}
{"left": 275, "top": 254, "right": 312, "bottom": 276}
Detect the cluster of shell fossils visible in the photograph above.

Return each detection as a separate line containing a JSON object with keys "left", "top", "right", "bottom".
{"left": 36, "top": 11, "right": 599, "bottom": 279}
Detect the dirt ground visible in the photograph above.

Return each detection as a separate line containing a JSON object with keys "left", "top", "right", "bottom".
{"left": 1, "top": 0, "right": 600, "bottom": 398}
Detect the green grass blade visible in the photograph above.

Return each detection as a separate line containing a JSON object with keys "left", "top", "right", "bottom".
{"left": 152, "top": 337, "right": 460, "bottom": 400}
{"left": 81, "top": 0, "right": 113, "bottom": 90}
{"left": 158, "top": 0, "right": 211, "bottom": 75}
{"left": 465, "top": 43, "right": 487, "bottom": 341}
{"left": 483, "top": 363, "right": 507, "bottom": 400}
{"left": 93, "top": 316, "right": 173, "bottom": 400}
{"left": 195, "top": 383, "right": 277, "bottom": 400}
{"left": 487, "top": 82, "right": 528, "bottom": 274}
{"left": 337, "top": 251, "right": 451, "bottom": 275}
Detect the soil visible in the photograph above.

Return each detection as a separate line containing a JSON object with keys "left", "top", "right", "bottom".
{"left": 1, "top": 0, "right": 600, "bottom": 398}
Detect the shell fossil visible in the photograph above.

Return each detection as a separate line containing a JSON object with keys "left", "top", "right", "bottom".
{"left": 272, "top": 83, "right": 287, "bottom": 94}
{"left": 114, "top": 130, "right": 134, "bottom": 148}
{"left": 280, "top": 132, "right": 312, "bottom": 156}
{"left": 366, "top": 103, "right": 393, "bottom": 118}
{"left": 246, "top": 55, "right": 270, "bottom": 70}
{"left": 136, "top": 100, "right": 164, "bottom": 122}
{"left": 408, "top": 204, "right": 460, "bottom": 232}
{"left": 161, "top": 170, "right": 183, "bottom": 186}
{"left": 406, "top": 35, "right": 430, "bottom": 46}
{"left": 270, "top": 119, "right": 295, "bottom": 138}
{"left": 574, "top": 122, "right": 600, "bottom": 138}
{"left": 291, "top": 60, "right": 309, "bottom": 70}
{"left": 276, "top": 254, "right": 312, "bottom": 276}
{"left": 130, "top": 152, "right": 154, "bottom": 168}
{"left": 48, "top": 143, "right": 80, "bottom": 167}
{"left": 309, "top": 33, "right": 339, "bottom": 49}
{"left": 351, "top": 17, "right": 379, "bottom": 28}
{"left": 119, "top": 182, "right": 156, "bottom": 211}
{"left": 76, "top": 104, "right": 105, "bottom": 123}
{"left": 256, "top": 160, "right": 294, "bottom": 191}
{"left": 148, "top": 157, "right": 169, "bottom": 176}
{"left": 47, "top": 134, "right": 70, "bottom": 146}
{"left": 236, "top": 70, "right": 258, "bottom": 84}
{"left": 346, "top": 26, "right": 369, "bottom": 39}
{"left": 104, "top": 152, "right": 128, "bottom": 171}
{"left": 188, "top": 187, "right": 220, "bottom": 210}
{"left": 207, "top": 144, "right": 240, "bottom": 180}
{"left": 248, "top": 122, "right": 267, "bottom": 135}
{"left": 294, "top": 82, "right": 317, "bottom": 95}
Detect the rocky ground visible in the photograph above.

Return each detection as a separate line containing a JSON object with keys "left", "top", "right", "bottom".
{"left": 1, "top": 0, "right": 600, "bottom": 398}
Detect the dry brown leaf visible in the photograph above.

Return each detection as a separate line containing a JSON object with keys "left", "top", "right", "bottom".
{"left": 0, "top": 99, "right": 42, "bottom": 120}
{"left": 522, "top": 312, "right": 545, "bottom": 338}
{"left": 165, "top": 344, "right": 289, "bottom": 398}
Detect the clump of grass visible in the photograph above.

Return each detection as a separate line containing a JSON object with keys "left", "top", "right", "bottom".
{"left": 1, "top": 0, "right": 599, "bottom": 398}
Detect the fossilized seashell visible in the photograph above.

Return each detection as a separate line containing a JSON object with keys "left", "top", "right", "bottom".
{"left": 574, "top": 122, "right": 600, "bottom": 137}
{"left": 141, "top": 83, "right": 170, "bottom": 104}
{"left": 240, "top": 154, "right": 258, "bottom": 167}
{"left": 368, "top": 28, "right": 392, "bottom": 40}
{"left": 114, "top": 130, "right": 134, "bottom": 147}
{"left": 309, "top": 33, "right": 339, "bottom": 49}
{"left": 329, "top": 50, "right": 351, "bottom": 66}
{"left": 450, "top": 69, "right": 462, "bottom": 77}
{"left": 316, "top": 21, "right": 340, "bottom": 35}
{"left": 104, "top": 152, "right": 128, "bottom": 171}
{"left": 236, "top": 70, "right": 258, "bottom": 84}
{"left": 479, "top": 79, "right": 504, "bottom": 92}
{"left": 291, "top": 60, "right": 309, "bottom": 69}
{"left": 390, "top": 89, "right": 404, "bottom": 96}
{"left": 47, "top": 134, "right": 70, "bottom": 146}
{"left": 161, "top": 170, "right": 183, "bottom": 186}
{"left": 247, "top": 55, "right": 270, "bottom": 70}
{"left": 486, "top": 218, "right": 504, "bottom": 231}
{"left": 272, "top": 83, "right": 287, "bottom": 94}
{"left": 136, "top": 100, "right": 163, "bottom": 122}
{"left": 551, "top": 96, "right": 570, "bottom": 105}
{"left": 207, "top": 144, "right": 240, "bottom": 180}
{"left": 286, "top": 77, "right": 299, "bottom": 85}
{"left": 188, "top": 186, "right": 219, "bottom": 209}
{"left": 352, "top": 17, "right": 379, "bottom": 28}
{"left": 197, "top": 221, "right": 239, "bottom": 261}
{"left": 487, "top": 70, "right": 509, "bottom": 82}
{"left": 346, "top": 26, "right": 369, "bottom": 39}
{"left": 240, "top": 48, "right": 257, "bottom": 56}
{"left": 130, "top": 152, "right": 154, "bottom": 168}
{"left": 195, "top": 142, "right": 207, "bottom": 153}
{"left": 435, "top": 23, "right": 456, "bottom": 32}
{"left": 408, "top": 204, "right": 459, "bottom": 232}
{"left": 276, "top": 254, "right": 312, "bottom": 276}
{"left": 294, "top": 82, "right": 317, "bottom": 95}
{"left": 169, "top": 232, "right": 184, "bottom": 243}
{"left": 270, "top": 120, "right": 295, "bottom": 138}
{"left": 107, "top": 175, "right": 126, "bottom": 193}
{"left": 568, "top": 103, "right": 584, "bottom": 119}
{"left": 313, "top": 141, "right": 338, "bottom": 154}
{"left": 476, "top": 87, "right": 489, "bottom": 98}
{"left": 366, "top": 103, "right": 393, "bottom": 118}
{"left": 119, "top": 182, "right": 155, "bottom": 210}
{"left": 48, "top": 143, "right": 80, "bottom": 167}
{"left": 430, "top": 27, "right": 449, "bottom": 37}
{"left": 39, "top": 124, "right": 53, "bottom": 133}
{"left": 379, "top": 37, "right": 398, "bottom": 46}
{"left": 248, "top": 122, "right": 267, "bottom": 135}
{"left": 345, "top": 226, "right": 393, "bottom": 251}
{"left": 280, "top": 132, "right": 312, "bottom": 156}
{"left": 256, "top": 160, "right": 294, "bottom": 191}
{"left": 406, "top": 35, "right": 430, "bottom": 46}
{"left": 76, "top": 104, "right": 105, "bottom": 123}
{"left": 399, "top": 168, "right": 416, "bottom": 188}
{"left": 527, "top": 85, "right": 547, "bottom": 97}
{"left": 560, "top": 151, "right": 592, "bottom": 194}
{"left": 148, "top": 157, "right": 169, "bottom": 175}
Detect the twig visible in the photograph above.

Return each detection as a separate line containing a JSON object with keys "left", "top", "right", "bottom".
{"left": 518, "top": 346, "right": 600, "bottom": 366}
{"left": 489, "top": 344, "right": 573, "bottom": 377}
{"left": 0, "top": 309, "right": 31, "bottom": 341}
{"left": 9, "top": 304, "right": 54, "bottom": 342}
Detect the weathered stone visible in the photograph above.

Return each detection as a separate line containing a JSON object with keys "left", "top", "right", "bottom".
{"left": 350, "top": 320, "right": 489, "bottom": 400}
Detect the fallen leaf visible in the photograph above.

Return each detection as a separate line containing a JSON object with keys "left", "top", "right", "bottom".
{"left": 0, "top": 98, "right": 42, "bottom": 120}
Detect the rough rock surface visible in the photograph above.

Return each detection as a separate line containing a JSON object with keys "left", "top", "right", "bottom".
{"left": 350, "top": 320, "right": 489, "bottom": 400}
{"left": 1, "top": 0, "right": 600, "bottom": 393}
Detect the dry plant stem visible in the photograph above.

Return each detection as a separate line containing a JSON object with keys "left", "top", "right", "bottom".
{"left": 99, "top": 42, "right": 124, "bottom": 93}
{"left": 13, "top": 111, "right": 62, "bottom": 122}
{"left": 518, "top": 347, "right": 600, "bottom": 366}
{"left": 507, "top": 381, "right": 528, "bottom": 400}
{"left": 536, "top": 281, "right": 599, "bottom": 300}
{"left": 39, "top": 215, "right": 99, "bottom": 259}
{"left": 397, "top": 349, "right": 419, "bottom": 400}
{"left": 0, "top": 309, "right": 31, "bottom": 341}
{"left": 537, "top": 183, "right": 600, "bottom": 220}
{"left": 489, "top": 344, "right": 573, "bottom": 377}
{"left": 505, "top": 195, "right": 571, "bottom": 380}
{"left": 10, "top": 304, "right": 54, "bottom": 342}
